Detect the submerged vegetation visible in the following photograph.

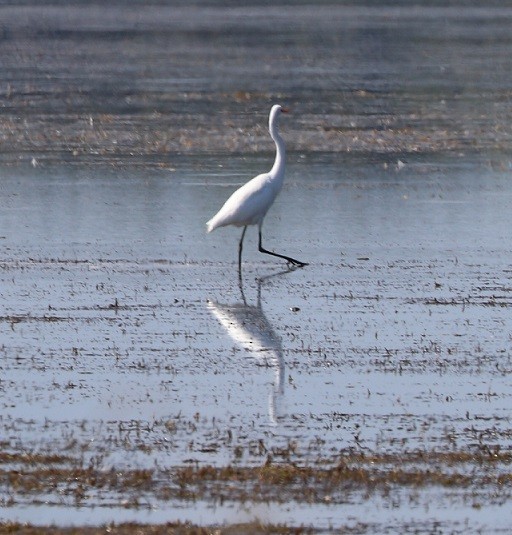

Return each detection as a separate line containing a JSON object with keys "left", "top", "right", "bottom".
{"left": 2, "top": 448, "right": 512, "bottom": 532}
{"left": 2, "top": 448, "right": 512, "bottom": 504}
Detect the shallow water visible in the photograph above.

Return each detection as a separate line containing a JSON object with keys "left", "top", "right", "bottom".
{"left": 2, "top": 1, "right": 512, "bottom": 532}
{"left": 1, "top": 152, "right": 512, "bottom": 531}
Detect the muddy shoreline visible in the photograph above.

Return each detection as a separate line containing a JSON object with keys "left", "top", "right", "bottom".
{"left": 1, "top": 4, "right": 512, "bottom": 166}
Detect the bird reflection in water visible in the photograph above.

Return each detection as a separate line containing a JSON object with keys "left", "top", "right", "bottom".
{"left": 207, "top": 270, "right": 294, "bottom": 424}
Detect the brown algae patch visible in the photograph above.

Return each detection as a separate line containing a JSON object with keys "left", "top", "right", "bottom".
{"left": 1, "top": 521, "right": 316, "bottom": 535}
{"left": 2, "top": 450, "right": 512, "bottom": 509}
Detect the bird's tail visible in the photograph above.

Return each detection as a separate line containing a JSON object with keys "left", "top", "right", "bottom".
{"left": 207, "top": 210, "right": 229, "bottom": 233}
{"left": 206, "top": 217, "right": 217, "bottom": 233}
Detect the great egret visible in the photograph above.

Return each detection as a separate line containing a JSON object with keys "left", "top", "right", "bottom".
{"left": 206, "top": 104, "right": 307, "bottom": 271}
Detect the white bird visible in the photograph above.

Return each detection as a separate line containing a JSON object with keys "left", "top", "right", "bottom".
{"left": 206, "top": 104, "right": 307, "bottom": 270}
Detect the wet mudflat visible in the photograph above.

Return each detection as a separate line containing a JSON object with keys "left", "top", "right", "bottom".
{"left": 2, "top": 153, "right": 512, "bottom": 533}
{"left": 2, "top": 2, "right": 512, "bottom": 165}
{"left": 1, "top": 1, "right": 512, "bottom": 533}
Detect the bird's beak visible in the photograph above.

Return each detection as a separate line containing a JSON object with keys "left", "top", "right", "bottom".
{"left": 281, "top": 107, "right": 290, "bottom": 113}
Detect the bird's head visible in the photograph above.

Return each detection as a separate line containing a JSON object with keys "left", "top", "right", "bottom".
{"left": 271, "top": 104, "right": 289, "bottom": 115}
{"left": 269, "top": 104, "right": 289, "bottom": 131}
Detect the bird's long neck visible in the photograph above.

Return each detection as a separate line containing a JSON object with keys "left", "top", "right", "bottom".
{"left": 269, "top": 120, "right": 286, "bottom": 180}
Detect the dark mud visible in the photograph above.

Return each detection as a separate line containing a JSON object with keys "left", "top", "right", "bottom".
{"left": 1, "top": 3, "right": 512, "bottom": 166}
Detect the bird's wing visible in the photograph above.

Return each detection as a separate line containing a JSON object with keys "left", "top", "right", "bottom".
{"left": 208, "top": 173, "right": 276, "bottom": 230}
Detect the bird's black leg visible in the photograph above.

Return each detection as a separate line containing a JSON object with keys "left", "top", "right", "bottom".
{"left": 258, "top": 228, "right": 308, "bottom": 267}
{"left": 238, "top": 226, "right": 248, "bottom": 276}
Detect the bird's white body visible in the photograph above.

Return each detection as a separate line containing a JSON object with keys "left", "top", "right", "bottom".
{"left": 206, "top": 171, "right": 283, "bottom": 231}
{"left": 206, "top": 104, "right": 286, "bottom": 233}
{"left": 206, "top": 104, "right": 306, "bottom": 269}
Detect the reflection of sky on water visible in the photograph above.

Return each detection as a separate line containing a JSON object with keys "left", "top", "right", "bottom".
{"left": 1, "top": 153, "right": 512, "bottom": 530}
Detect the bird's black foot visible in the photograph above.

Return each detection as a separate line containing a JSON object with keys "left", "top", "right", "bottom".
{"left": 258, "top": 236, "right": 308, "bottom": 269}
{"left": 286, "top": 258, "right": 308, "bottom": 268}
